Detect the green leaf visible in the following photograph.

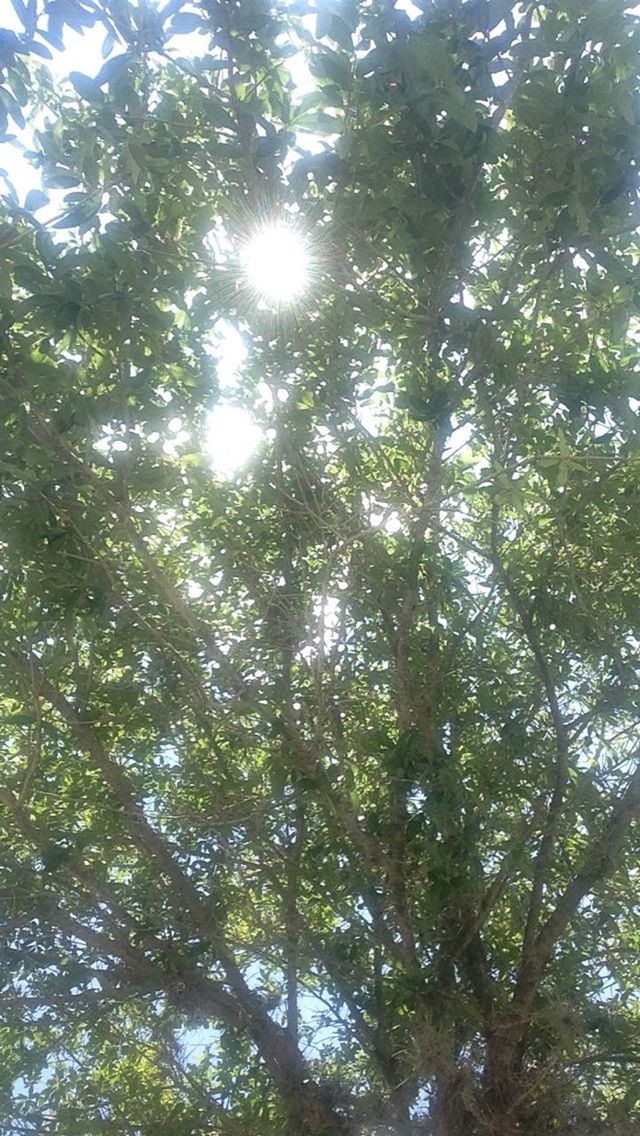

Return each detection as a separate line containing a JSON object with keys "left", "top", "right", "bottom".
{"left": 406, "top": 812, "right": 425, "bottom": 843}
{"left": 29, "top": 38, "right": 53, "bottom": 59}
{"left": 24, "top": 188, "right": 49, "bottom": 212}
{"left": 68, "top": 72, "right": 104, "bottom": 104}
{"left": 41, "top": 843, "right": 73, "bottom": 872}
{"left": 447, "top": 96, "right": 477, "bottom": 132}
{"left": 43, "top": 167, "right": 80, "bottom": 189}
{"left": 0, "top": 86, "right": 25, "bottom": 129}
{"left": 311, "top": 47, "right": 351, "bottom": 90}
{"left": 94, "top": 53, "right": 130, "bottom": 88}
{"left": 168, "top": 12, "right": 208, "bottom": 34}
{"left": 53, "top": 193, "right": 101, "bottom": 228}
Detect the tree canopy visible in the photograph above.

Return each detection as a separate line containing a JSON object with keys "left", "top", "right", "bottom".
{"left": 1, "top": 0, "right": 640, "bottom": 1133}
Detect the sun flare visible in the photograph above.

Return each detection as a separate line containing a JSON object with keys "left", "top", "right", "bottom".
{"left": 242, "top": 221, "right": 310, "bottom": 304}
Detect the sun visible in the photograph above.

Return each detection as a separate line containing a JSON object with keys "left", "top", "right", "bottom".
{"left": 242, "top": 221, "right": 310, "bottom": 304}
{"left": 204, "top": 404, "right": 262, "bottom": 477}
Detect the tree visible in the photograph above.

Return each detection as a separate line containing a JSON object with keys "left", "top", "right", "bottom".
{"left": 1, "top": 0, "right": 640, "bottom": 1132}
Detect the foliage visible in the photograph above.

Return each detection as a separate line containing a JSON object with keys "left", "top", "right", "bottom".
{"left": 1, "top": 1, "right": 640, "bottom": 1133}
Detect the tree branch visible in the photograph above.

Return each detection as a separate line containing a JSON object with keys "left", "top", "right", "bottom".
{"left": 514, "top": 759, "right": 640, "bottom": 1015}
{"left": 1, "top": 649, "right": 353, "bottom": 1136}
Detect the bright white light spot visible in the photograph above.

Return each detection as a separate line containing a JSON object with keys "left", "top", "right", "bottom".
{"left": 204, "top": 404, "right": 262, "bottom": 476}
{"left": 1, "top": 5, "right": 22, "bottom": 30}
{"left": 205, "top": 320, "right": 247, "bottom": 392}
{"left": 158, "top": 509, "right": 177, "bottom": 531}
{"left": 357, "top": 399, "right": 386, "bottom": 435}
{"left": 369, "top": 509, "right": 403, "bottom": 534}
{"left": 444, "top": 421, "right": 474, "bottom": 459}
{"left": 285, "top": 49, "right": 315, "bottom": 96}
{"left": 354, "top": 358, "right": 393, "bottom": 436}
{"left": 395, "top": 0, "right": 422, "bottom": 18}
{"left": 162, "top": 426, "right": 190, "bottom": 456}
{"left": 256, "top": 381, "right": 274, "bottom": 408}
{"left": 187, "top": 580, "right": 204, "bottom": 599}
{"left": 383, "top": 513, "right": 403, "bottom": 535}
{"left": 593, "top": 420, "right": 612, "bottom": 438}
{"left": 164, "top": 28, "right": 214, "bottom": 61}
{"left": 242, "top": 222, "right": 310, "bottom": 304}
{"left": 298, "top": 595, "right": 341, "bottom": 665}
